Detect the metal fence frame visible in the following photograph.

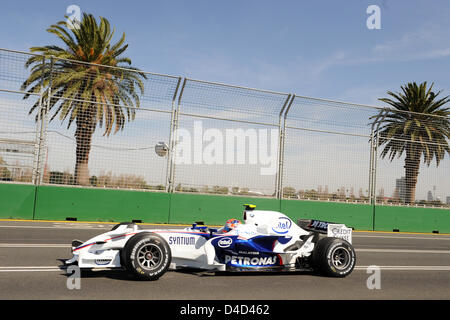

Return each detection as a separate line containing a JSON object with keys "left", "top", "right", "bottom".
{"left": 279, "top": 94, "right": 386, "bottom": 202}
{"left": 0, "top": 47, "right": 448, "bottom": 208}
{"left": 171, "top": 77, "right": 291, "bottom": 195}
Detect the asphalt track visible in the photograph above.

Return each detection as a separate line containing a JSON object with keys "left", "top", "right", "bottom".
{"left": 0, "top": 220, "right": 449, "bottom": 300}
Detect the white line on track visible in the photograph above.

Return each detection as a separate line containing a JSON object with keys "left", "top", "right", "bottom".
{"left": 355, "top": 249, "right": 450, "bottom": 254}
{"left": 0, "top": 265, "right": 450, "bottom": 272}
{"left": 355, "top": 266, "right": 450, "bottom": 271}
{"left": 1, "top": 244, "right": 449, "bottom": 255}
{"left": 0, "top": 225, "right": 109, "bottom": 230}
{"left": 0, "top": 270, "right": 62, "bottom": 272}
{"left": 0, "top": 266, "right": 115, "bottom": 273}
{"left": 0, "top": 266, "right": 63, "bottom": 272}
{"left": 0, "top": 244, "right": 70, "bottom": 247}
{"left": 353, "top": 235, "right": 450, "bottom": 240}
{"left": 0, "top": 266, "right": 65, "bottom": 269}
{"left": 2, "top": 224, "right": 450, "bottom": 240}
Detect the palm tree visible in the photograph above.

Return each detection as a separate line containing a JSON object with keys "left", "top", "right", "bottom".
{"left": 21, "top": 13, "right": 146, "bottom": 185}
{"left": 371, "top": 82, "right": 450, "bottom": 204}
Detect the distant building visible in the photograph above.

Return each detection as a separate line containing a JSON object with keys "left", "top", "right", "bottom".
{"left": 447, "top": 196, "right": 450, "bottom": 205}
{"left": 378, "top": 187, "right": 385, "bottom": 198}
{"left": 427, "top": 191, "right": 433, "bottom": 202}
{"left": 395, "top": 177, "right": 406, "bottom": 202}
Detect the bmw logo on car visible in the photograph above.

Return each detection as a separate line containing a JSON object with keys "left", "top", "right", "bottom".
{"left": 272, "top": 217, "right": 292, "bottom": 234}
{"left": 218, "top": 237, "right": 233, "bottom": 248}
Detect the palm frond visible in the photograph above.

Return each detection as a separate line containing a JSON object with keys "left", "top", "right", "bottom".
{"left": 373, "top": 82, "right": 450, "bottom": 167}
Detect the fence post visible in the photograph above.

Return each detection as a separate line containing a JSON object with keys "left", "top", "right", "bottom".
{"left": 277, "top": 95, "right": 295, "bottom": 199}
{"left": 275, "top": 94, "right": 291, "bottom": 199}
{"left": 369, "top": 109, "right": 387, "bottom": 230}
{"left": 166, "top": 77, "right": 182, "bottom": 193}
{"left": 39, "top": 56, "right": 52, "bottom": 185}
{"left": 368, "top": 127, "right": 375, "bottom": 205}
{"left": 373, "top": 129, "right": 380, "bottom": 204}
{"left": 32, "top": 55, "right": 46, "bottom": 185}
{"left": 34, "top": 56, "right": 52, "bottom": 186}
{"left": 167, "top": 78, "right": 186, "bottom": 193}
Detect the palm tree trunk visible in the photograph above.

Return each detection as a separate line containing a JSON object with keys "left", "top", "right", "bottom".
{"left": 404, "top": 146, "right": 421, "bottom": 204}
{"left": 74, "top": 106, "right": 96, "bottom": 185}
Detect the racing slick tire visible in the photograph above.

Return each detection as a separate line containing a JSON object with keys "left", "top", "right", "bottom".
{"left": 120, "top": 232, "right": 172, "bottom": 281}
{"left": 312, "top": 237, "right": 356, "bottom": 277}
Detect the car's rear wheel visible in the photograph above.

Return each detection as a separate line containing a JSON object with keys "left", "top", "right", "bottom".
{"left": 121, "top": 233, "right": 171, "bottom": 281}
{"left": 312, "top": 237, "right": 356, "bottom": 277}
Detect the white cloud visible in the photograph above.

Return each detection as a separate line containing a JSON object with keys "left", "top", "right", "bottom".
{"left": 371, "top": 28, "right": 450, "bottom": 62}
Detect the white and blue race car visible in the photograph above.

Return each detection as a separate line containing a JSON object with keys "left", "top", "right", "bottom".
{"left": 65, "top": 204, "right": 356, "bottom": 280}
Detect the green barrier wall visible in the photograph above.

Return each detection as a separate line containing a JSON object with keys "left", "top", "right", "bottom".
{"left": 281, "top": 199, "right": 374, "bottom": 230}
{"left": 0, "top": 183, "right": 36, "bottom": 219}
{"left": 168, "top": 193, "right": 280, "bottom": 225}
{"left": 374, "top": 205, "right": 450, "bottom": 234}
{"left": 1, "top": 184, "right": 449, "bottom": 233}
{"left": 33, "top": 185, "right": 170, "bottom": 223}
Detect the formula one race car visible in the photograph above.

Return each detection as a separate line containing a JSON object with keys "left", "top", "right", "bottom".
{"left": 65, "top": 205, "right": 356, "bottom": 280}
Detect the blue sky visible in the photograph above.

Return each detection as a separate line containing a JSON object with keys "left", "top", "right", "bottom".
{"left": 1, "top": 0, "right": 450, "bottom": 106}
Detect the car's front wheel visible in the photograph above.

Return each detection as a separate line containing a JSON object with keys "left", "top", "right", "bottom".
{"left": 312, "top": 237, "right": 356, "bottom": 277}
{"left": 121, "top": 233, "right": 171, "bottom": 281}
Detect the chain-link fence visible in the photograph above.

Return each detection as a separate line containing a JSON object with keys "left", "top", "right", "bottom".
{"left": 372, "top": 108, "right": 450, "bottom": 207}
{"left": 0, "top": 48, "right": 448, "bottom": 208}
{"left": 281, "top": 96, "right": 377, "bottom": 203}
{"left": 0, "top": 48, "right": 181, "bottom": 191}
{"left": 0, "top": 49, "right": 42, "bottom": 184}
{"left": 172, "top": 78, "right": 290, "bottom": 196}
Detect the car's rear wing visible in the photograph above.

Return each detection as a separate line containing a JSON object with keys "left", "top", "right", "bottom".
{"left": 298, "top": 219, "right": 353, "bottom": 244}
{"left": 297, "top": 219, "right": 334, "bottom": 234}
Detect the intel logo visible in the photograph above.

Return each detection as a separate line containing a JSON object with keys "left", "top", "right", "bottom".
{"left": 272, "top": 217, "right": 292, "bottom": 234}
{"left": 218, "top": 237, "right": 233, "bottom": 248}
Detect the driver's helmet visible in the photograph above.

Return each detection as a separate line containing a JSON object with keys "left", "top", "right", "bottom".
{"left": 221, "top": 218, "right": 241, "bottom": 233}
